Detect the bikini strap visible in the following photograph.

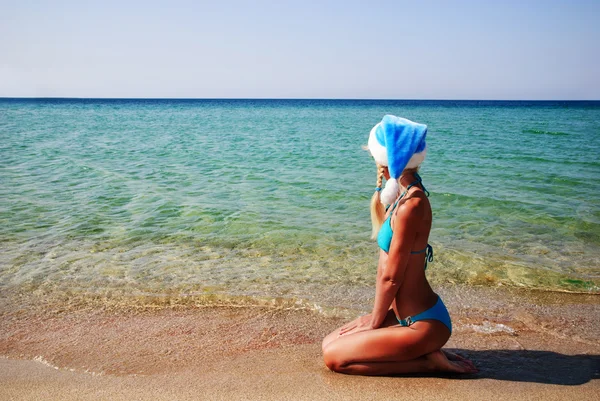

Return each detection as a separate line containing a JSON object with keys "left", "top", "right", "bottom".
{"left": 414, "top": 173, "right": 430, "bottom": 197}
{"left": 424, "top": 244, "right": 433, "bottom": 270}
{"left": 399, "top": 178, "right": 421, "bottom": 200}
{"left": 410, "top": 244, "right": 433, "bottom": 270}
{"left": 387, "top": 177, "right": 424, "bottom": 215}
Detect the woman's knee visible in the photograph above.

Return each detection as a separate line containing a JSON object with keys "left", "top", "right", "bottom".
{"left": 321, "top": 337, "right": 331, "bottom": 353}
{"left": 321, "top": 329, "right": 340, "bottom": 352}
{"left": 322, "top": 343, "right": 348, "bottom": 373}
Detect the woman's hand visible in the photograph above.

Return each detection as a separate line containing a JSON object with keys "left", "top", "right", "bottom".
{"left": 338, "top": 314, "right": 374, "bottom": 336}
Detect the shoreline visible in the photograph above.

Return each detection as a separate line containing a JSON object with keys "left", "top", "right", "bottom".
{"left": 1, "top": 286, "right": 599, "bottom": 400}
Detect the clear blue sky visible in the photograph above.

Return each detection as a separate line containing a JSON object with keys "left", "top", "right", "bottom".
{"left": 1, "top": 0, "right": 598, "bottom": 99}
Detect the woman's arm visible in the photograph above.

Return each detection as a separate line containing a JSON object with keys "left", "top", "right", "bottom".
{"left": 369, "top": 197, "right": 424, "bottom": 329}
{"left": 337, "top": 196, "right": 424, "bottom": 337}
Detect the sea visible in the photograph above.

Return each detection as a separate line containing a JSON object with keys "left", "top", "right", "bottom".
{"left": 1, "top": 98, "right": 599, "bottom": 314}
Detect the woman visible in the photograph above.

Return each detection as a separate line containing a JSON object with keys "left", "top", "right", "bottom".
{"left": 322, "top": 115, "right": 476, "bottom": 375}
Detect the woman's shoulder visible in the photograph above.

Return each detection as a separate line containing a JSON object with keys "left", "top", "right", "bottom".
{"left": 395, "top": 193, "right": 427, "bottom": 220}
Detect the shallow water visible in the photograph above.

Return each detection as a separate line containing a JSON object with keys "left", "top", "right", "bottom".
{"left": 1, "top": 99, "right": 599, "bottom": 311}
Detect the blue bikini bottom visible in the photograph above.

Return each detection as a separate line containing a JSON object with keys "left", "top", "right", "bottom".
{"left": 396, "top": 296, "right": 452, "bottom": 333}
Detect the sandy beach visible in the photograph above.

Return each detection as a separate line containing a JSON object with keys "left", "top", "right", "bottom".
{"left": 1, "top": 287, "right": 598, "bottom": 401}
{"left": 2, "top": 0, "right": 599, "bottom": 397}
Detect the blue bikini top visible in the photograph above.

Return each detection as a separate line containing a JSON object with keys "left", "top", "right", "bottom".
{"left": 376, "top": 174, "right": 433, "bottom": 269}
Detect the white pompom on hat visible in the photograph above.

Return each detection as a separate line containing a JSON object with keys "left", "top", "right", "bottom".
{"left": 368, "top": 115, "right": 428, "bottom": 204}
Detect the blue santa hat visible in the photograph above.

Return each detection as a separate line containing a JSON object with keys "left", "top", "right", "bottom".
{"left": 367, "top": 115, "right": 428, "bottom": 204}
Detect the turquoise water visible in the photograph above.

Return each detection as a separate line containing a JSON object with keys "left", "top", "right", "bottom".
{"left": 1, "top": 99, "right": 599, "bottom": 308}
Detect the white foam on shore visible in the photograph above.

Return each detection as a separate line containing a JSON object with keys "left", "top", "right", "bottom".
{"left": 33, "top": 355, "right": 60, "bottom": 370}
{"left": 465, "top": 321, "right": 516, "bottom": 335}
{"left": 33, "top": 356, "right": 105, "bottom": 376}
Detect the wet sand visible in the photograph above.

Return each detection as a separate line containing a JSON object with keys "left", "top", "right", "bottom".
{"left": 1, "top": 287, "right": 599, "bottom": 400}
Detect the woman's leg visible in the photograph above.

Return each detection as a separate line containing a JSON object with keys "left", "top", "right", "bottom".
{"left": 322, "top": 310, "right": 475, "bottom": 375}
{"left": 322, "top": 309, "right": 398, "bottom": 351}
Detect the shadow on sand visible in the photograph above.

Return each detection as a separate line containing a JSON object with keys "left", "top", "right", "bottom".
{"left": 448, "top": 349, "right": 600, "bottom": 385}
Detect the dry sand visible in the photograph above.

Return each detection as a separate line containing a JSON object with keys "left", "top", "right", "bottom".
{"left": 1, "top": 290, "right": 599, "bottom": 401}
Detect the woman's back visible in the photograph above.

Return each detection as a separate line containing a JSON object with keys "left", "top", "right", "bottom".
{"left": 386, "top": 189, "right": 438, "bottom": 320}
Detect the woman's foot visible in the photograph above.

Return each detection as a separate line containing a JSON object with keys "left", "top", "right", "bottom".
{"left": 426, "top": 350, "right": 478, "bottom": 373}
{"left": 443, "top": 350, "right": 473, "bottom": 363}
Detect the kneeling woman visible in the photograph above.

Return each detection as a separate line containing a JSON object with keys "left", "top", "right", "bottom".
{"left": 322, "top": 115, "right": 476, "bottom": 376}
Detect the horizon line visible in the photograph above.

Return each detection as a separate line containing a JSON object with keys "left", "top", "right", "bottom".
{"left": 1, "top": 96, "right": 599, "bottom": 102}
